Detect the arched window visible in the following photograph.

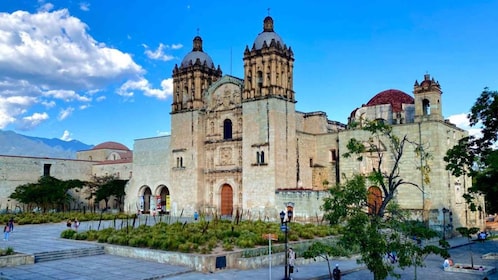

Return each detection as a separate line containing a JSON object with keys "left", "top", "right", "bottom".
{"left": 223, "top": 119, "right": 232, "bottom": 139}
{"left": 260, "top": 151, "right": 265, "bottom": 164}
{"left": 257, "top": 71, "right": 263, "bottom": 93}
{"left": 423, "top": 99, "right": 431, "bottom": 115}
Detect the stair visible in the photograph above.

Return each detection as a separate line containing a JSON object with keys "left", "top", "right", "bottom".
{"left": 34, "top": 246, "right": 105, "bottom": 263}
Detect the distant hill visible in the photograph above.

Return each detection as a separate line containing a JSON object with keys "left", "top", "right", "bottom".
{"left": 0, "top": 130, "right": 93, "bottom": 159}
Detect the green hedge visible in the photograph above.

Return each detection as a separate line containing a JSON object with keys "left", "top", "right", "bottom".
{"left": 60, "top": 219, "right": 340, "bottom": 254}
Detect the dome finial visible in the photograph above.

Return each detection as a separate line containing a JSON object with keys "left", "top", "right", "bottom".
{"left": 263, "top": 15, "right": 274, "bottom": 32}
{"left": 192, "top": 35, "right": 203, "bottom": 52}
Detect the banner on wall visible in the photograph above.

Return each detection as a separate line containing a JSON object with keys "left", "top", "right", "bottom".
{"left": 156, "top": 195, "right": 162, "bottom": 211}
{"left": 166, "top": 195, "right": 171, "bottom": 212}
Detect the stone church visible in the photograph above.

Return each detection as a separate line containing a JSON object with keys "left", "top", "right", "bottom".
{"left": 0, "top": 16, "right": 484, "bottom": 234}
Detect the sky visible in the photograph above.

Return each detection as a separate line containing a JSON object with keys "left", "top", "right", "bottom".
{"left": 1, "top": 0, "right": 497, "bottom": 149}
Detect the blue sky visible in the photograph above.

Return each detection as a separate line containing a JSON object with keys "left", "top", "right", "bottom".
{"left": 1, "top": 0, "right": 497, "bottom": 149}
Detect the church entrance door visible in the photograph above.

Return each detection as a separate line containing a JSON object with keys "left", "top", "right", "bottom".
{"left": 220, "top": 184, "right": 233, "bottom": 216}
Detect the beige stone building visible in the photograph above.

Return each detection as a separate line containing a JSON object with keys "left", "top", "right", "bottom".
{"left": 0, "top": 16, "right": 484, "bottom": 234}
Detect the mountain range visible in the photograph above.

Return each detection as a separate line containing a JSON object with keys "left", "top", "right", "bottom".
{"left": 0, "top": 130, "right": 93, "bottom": 159}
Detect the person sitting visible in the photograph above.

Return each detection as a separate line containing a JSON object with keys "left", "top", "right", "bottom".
{"left": 478, "top": 231, "right": 487, "bottom": 242}
{"left": 443, "top": 258, "right": 453, "bottom": 268}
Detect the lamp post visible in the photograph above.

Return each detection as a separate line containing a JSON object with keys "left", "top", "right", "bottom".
{"left": 280, "top": 209, "right": 293, "bottom": 280}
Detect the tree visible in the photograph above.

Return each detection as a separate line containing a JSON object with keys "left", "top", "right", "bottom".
{"left": 342, "top": 121, "right": 431, "bottom": 218}
{"left": 302, "top": 241, "right": 350, "bottom": 280}
{"left": 320, "top": 121, "right": 446, "bottom": 280}
{"left": 95, "top": 179, "right": 128, "bottom": 211}
{"left": 444, "top": 88, "right": 498, "bottom": 213}
{"left": 456, "top": 227, "right": 480, "bottom": 268}
{"left": 9, "top": 176, "right": 84, "bottom": 212}
{"left": 87, "top": 175, "right": 128, "bottom": 211}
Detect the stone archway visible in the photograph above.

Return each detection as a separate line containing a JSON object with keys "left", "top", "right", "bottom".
{"left": 220, "top": 184, "right": 233, "bottom": 216}
{"left": 158, "top": 185, "right": 170, "bottom": 214}
{"left": 368, "top": 186, "right": 382, "bottom": 215}
{"left": 141, "top": 186, "right": 152, "bottom": 214}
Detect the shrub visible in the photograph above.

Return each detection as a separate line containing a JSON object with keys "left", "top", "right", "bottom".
{"left": 74, "top": 232, "right": 88, "bottom": 240}
{"left": 129, "top": 237, "right": 148, "bottom": 247}
{"left": 60, "top": 229, "right": 76, "bottom": 239}
{"left": 0, "top": 247, "right": 15, "bottom": 256}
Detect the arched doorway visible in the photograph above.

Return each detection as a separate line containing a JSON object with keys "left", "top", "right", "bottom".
{"left": 143, "top": 187, "right": 152, "bottom": 213}
{"left": 220, "top": 184, "right": 233, "bottom": 216}
{"left": 368, "top": 186, "right": 382, "bottom": 215}
{"left": 158, "top": 186, "right": 170, "bottom": 214}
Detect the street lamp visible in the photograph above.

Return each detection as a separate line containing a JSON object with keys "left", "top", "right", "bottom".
{"left": 280, "top": 209, "right": 293, "bottom": 280}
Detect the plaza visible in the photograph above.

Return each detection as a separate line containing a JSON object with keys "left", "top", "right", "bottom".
{"left": 1, "top": 220, "right": 498, "bottom": 280}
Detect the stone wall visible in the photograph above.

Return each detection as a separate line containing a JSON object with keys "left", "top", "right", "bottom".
{"left": 0, "top": 155, "right": 93, "bottom": 210}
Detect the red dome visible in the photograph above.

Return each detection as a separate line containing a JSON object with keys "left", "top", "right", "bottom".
{"left": 366, "top": 89, "right": 414, "bottom": 112}
{"left": 92, "top": 141, "right": 129, "bottom": 151}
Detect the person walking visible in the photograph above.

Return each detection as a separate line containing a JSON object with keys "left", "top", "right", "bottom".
{"left": 288, "top": 248, "right": 296, "bottom": 275}
{"left": 8, "top": 217, "right": 14, "bottom": 232}
{"left": 73, "top": 219, "right": 80, "bottom": 231}
{"left": 3, "top": 223, "right": 11, "bottom": 241}
{"left": 333, "top": 264, "right": 341, "bottom": 280}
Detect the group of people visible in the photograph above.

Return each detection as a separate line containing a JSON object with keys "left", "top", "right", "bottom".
{"left": 66, "top": 218, "right": 80, "bottom": 231}
{"left": 3, "top": 217, "right": 15, "bottom": 241}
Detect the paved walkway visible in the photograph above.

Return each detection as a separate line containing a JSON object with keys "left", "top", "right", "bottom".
{"left": 0, "top": 220, "right": 497, "bottom": 279}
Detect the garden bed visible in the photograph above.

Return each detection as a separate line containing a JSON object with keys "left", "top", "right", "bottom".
{"left": 482, "top": 252, "right": 498, "bottom": 259}
{"left": 0, "top": 253, "right": 34, "bottom": 267}
{"left": 444, "top": 263, "right": 495, "bottom": 276}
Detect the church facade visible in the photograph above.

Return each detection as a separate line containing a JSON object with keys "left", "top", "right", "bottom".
{"left": 123, "top": 16, "right": 483, "bottom": 231}
{"left": 0, "top": 16, "right": 484, "bottom": 233}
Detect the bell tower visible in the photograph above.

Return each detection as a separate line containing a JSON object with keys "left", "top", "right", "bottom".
{"left": 242, "top": 16, "right": 298, "bottom": 209}
{"left": 414, "top": 73, "right": 443, "bottom": 122}
{"left": 172, "top": 36, "right": 222, "bottom": 113}
{"left": 242, "top": 16, "right": 295, "bottom": 101}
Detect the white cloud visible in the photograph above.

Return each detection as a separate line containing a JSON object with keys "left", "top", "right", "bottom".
{"left": 79, "top": 2, "right": 90, "bottom": 11}
{"left": 118, "top": 78, "right": 173, "bottom": 100}
{"left": 144, "top": 43, "right": 176, "bottom": 61}
{"left": 0, "top": 8, "right": 148, "bottom": 130}
{"left": 37, "top": 3, "right": 54, "bottom": 12}
{"left": 60, "top": 129, "right": 72, "bottom": 141}
{"left": 156, "top": 130, "right": 171, "bottom": 136}
{"left": 448, "top": 113, "right": 482, "bottom": 139}
{"left": 96, "top": 96, "right": 106, "bottom": 102}
{"left": 19, "top": 112, "right": 49, "bottom": 130}
{"left": 171, "top": 44, "right": 183, "bottom": 50}
{"left": 58, "top": 107, "right": 74, "bottom": 120}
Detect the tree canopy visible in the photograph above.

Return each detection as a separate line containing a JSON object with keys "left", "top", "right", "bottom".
{"left": 444, "top": 88, "right": 498, "bottom": 213}
{"left": 86, "top": 175, "right": 128, "bottom": 211}
{"left": 317, "top": 121, "right": 447, "bottom": 280}
{"left": 9, "top": 176, "right": 84, "bottom": 212}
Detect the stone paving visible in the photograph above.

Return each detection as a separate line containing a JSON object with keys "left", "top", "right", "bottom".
{"left": 1, "top": 220, "right": 498, "bottom": 279}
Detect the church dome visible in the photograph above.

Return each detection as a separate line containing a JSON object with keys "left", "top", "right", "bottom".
{"left": 180, "top": 36, "right": 214, "bottom": 68}
{"left": 93, "top": 141, "right": 129, "bottom": 151}
{"left": 253, "top": 16, "right": 284, "bottom": 50}
{"left": 366, "top": 89, "right": 414, "bottom": 112}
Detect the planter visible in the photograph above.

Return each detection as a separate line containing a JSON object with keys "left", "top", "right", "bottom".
{"left": 482, "top": 253, "right": 498, "bottom": 260}
{"left": 0, "top": 253, "right": 35, "bottom": 267}
{"left": 444, "top": 263, "right": 496, "bottom": 276}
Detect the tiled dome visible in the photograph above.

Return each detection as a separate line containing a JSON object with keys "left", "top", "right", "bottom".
{"left": 253, "top": 16, "right": 284, "bottom": 50}
{"left": 93, "top": 141, "right": 129, "bottom": 151}
{"left": 366, "top": 89, "right": 414, "bottom": 112}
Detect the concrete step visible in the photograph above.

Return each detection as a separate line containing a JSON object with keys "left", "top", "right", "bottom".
{"left": 34, "top": 246, "right": 105, "bottom": 263}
